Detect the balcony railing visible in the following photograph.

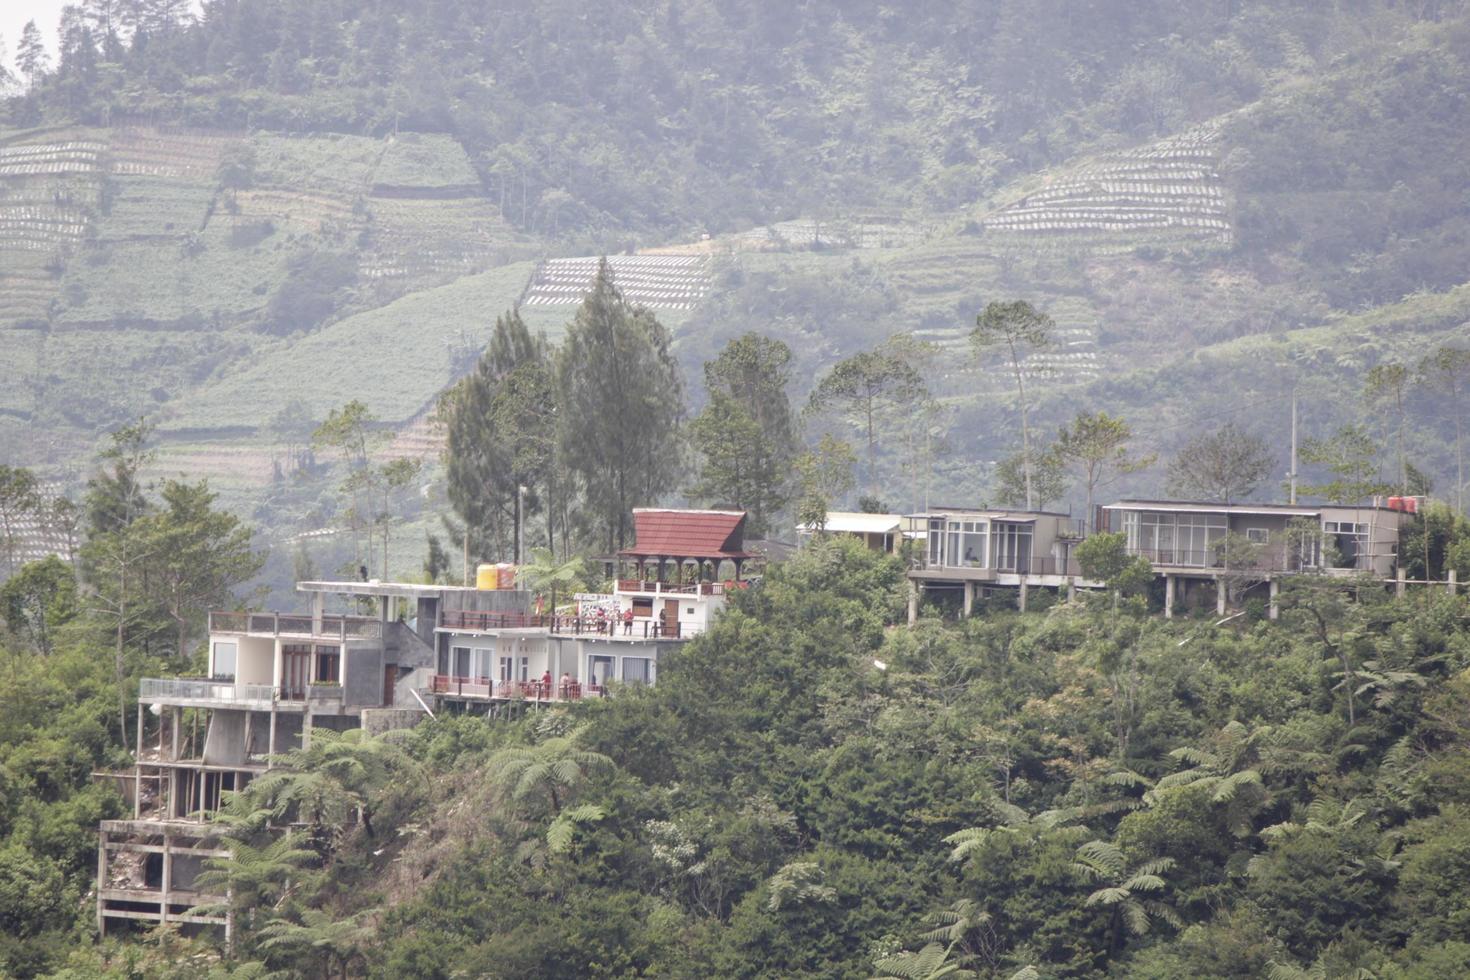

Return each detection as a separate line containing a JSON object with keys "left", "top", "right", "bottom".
{"left": 430, "top": 675, "right": 604, "bottom": 701}
{"left": 616, "top": 579, "right": 742, "bottom": 596}
{"left": 917, "top": 557, "right": 1085, "bottom": 577}
{"left": 1126, "top": 547, "right": 1312, "bottom": 573}
{"left": 210, "top": 611, "right": 382, "bottom": 640}
{"left": 139, "top": 677, "right": 279, "bottom": 704}
{"left": 441, "top": 610, "right": 683, "bottom": 639}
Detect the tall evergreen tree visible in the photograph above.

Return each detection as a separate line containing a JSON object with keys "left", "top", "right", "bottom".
{"left": 689, "top": 334, "right": 799, "bottom": 536}
{"left": 442, "top": 308, "right": 557, "bottom": 561}
{"left": 972, "top": 301, "right": 1052, "bottom": 510}
{"left": 15, "top": 21, "right": 49, "bottom": 89}
{"left": 557, "top": 260, "right": 684, "bottom": 550}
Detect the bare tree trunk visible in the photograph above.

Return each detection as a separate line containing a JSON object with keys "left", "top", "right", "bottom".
{"left": 1009, "top": 338, "right": 1033, "bottom": 510}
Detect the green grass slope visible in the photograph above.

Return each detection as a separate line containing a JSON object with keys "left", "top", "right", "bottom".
{"left": 161, "top": 261, "right": 536, "bottom": 433}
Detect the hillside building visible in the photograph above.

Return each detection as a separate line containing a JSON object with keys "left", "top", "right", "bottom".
{"left": 904, "top": 507, "right": 1094, "bottom": 621}
{"left": 1099, "top": 499, "right": 1414, "bottom": 616}
{"left": 97, "top": 508, "right": 747, "bottom": 936}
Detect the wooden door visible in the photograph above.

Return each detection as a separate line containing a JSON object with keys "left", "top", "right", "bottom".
{"left": 383, "top": 665, "right": 396, "bottom": 706}
{"left": 662, "top": 599, "right": 680, "bottom": 637}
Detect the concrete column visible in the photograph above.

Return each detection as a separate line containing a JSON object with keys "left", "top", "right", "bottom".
{"left": 1067, "top": 578, "right": 1077, "bottom": 602}
{"left": 1397, "top": 566, "right": 1406, "bottom": 599}
{"left": 1216, "top": 580, "right": 1227, "bottom": 617}
{"left": 171, "top": 707, "right": 180, "bottom": 761}
{"left": 311, "top": 590, "right": 324, "bottom": 634}
{"left": 1269, "top": 579, "right": 1280, "bottom": 620}
{"left": 272, "top": 640, "right": 283, "bottom": 697}
{"left": 96, "top": 831, "right": 108, "bottom": 937}
{"left": 1019, "top": 582, "right": 1028, "bottom": 613}
{"left": 267, "top": 708, "right": 277, "bottom": 769}
{"left": 906, "top": 582, "right": 920, "bottom": 625}
{"left": 1164, "top": 574, "right": 1176, "bottom": 619}
{"left": 160, "top": 833, "right": 172, "bottom": 926}
{"left": 134, "top": 702, "right": 143, "bottom": 818}
{"left": 963, "top": 581, "right": 975, "bottom": 617}
{"left": 1450, "top": 569, "right": 1458, "bottom": 596}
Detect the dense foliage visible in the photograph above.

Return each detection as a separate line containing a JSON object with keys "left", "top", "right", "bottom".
{"left": 20, "top": 537, "right": 1470, "bottom": 978}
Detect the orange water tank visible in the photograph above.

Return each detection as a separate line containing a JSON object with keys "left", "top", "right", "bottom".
{"left": 476, "top": 563, "right": 499, "bottom": 590}
{"left": 1388, "top": 496, "right": 1404, "bottom": 512}
{"left": 496, "top": 563, "right": 517, "bottom": 589}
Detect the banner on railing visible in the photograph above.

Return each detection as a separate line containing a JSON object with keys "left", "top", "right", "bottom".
{"left": 575, "top": 593, "right": 622, "bottom": 619}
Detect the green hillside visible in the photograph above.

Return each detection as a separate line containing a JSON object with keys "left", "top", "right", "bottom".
{"left": 0, "top": 0, "right": 1468, "bottom": 535}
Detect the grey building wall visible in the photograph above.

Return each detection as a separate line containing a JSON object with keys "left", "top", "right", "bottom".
{"left": 343, "top": 642, "right": 384, "bottom": 707}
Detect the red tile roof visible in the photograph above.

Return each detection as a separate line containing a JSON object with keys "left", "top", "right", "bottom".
{"left": 619, "top": 509, "right": 750, "bottom": 559}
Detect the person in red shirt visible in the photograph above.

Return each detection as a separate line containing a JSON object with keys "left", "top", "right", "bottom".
{"left": 622, "top": 606, "right": 634, "bottom": 635}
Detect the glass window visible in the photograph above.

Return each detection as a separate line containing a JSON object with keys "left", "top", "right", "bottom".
{"left": 1246, "top": 528, "right": 1269, "bottom": 544}
{"left": 316, "top": 650, "right": 341, "bottom": 683}
{"left": 621, "top": 657, "right": 652, "bottom": 684}
{"left": 589, "top": 655, "right": 615, "bottom": 688}
{"left": 499, "top": 657, "right": 513, "bottom": 682}
{"left": 519, "top": 656, "right": 529, "bottom": 682}
{"left": 452, "top": 646, "right": 471, "bottom": 678}
{"left": 212, "top": 641, "right": 237, "bottom": 680}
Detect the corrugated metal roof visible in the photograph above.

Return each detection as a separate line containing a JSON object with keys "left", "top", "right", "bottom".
{"left": 800, "top": 512, "right": 904, "bottom": 535}
{"left": 619, "top": 509, "right": 750, "bottom": 559}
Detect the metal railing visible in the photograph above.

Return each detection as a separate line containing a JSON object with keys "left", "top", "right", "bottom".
{"left": 440, "top": 609, "right": 683, "bottom": 639}
{"left": 917, "top": 556, "right": 1085, "bottom": 577}
{"left": 430, "top": 675, "right": 603, "bottom": 701}
{"left": 210, "top": 611, "right": 382, "bottom": 640}
{"left": 616, "top": 579, "right": 744, "bottom": 596}
{"left": 139, "top": 677, "right": 278, "bottom": 703}
{"left": 1126, "top": 547, "right": 1311, "bottom": 572}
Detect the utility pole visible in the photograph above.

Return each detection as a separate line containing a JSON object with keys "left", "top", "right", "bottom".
{"left": 1289, "top": 386, "right": 1298, "bottom": 506}
{"left": 516, "top": 485, "right": 527, "bottom": 566}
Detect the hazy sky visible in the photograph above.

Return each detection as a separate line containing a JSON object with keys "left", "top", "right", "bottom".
{"left": 3, "top": 0, "right": 71, "bottom": 64}
{"left": 3, "top": 1, "right": 203, "bottom": 70}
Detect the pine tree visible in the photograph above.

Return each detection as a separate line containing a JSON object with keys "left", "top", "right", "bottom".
{"left": 15, "top": 20, "right": 49, "bottom": 90}
{"left": 556, "top": 260, "right": 684, "bottom": 550}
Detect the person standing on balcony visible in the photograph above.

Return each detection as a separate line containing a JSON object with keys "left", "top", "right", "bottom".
{"left": 540, "top": 669, "right": 552, "bottom": 700}
{"left": 658, "top": 608, "right": 667, "bottom": 636}
{"left": 623, "top": 606, "right": 634, "bottom": 635}
{"left": 559, "top": 671, "right": 573, "bottom": 699}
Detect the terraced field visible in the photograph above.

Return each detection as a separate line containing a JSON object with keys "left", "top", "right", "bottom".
{"left": 161, "top": 261, "right": 536, "bottom": 433}
{"left": 524, "top": 254, "right": 712, "bottom": 310}
{"left": 981, "top": 124, "right": 1231, "bottom": 253}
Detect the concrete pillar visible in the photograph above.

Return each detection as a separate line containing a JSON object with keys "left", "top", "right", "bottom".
{"left": 96, "top": 831, "right": 108, "bottom": 937}
{"left": 1450, "top": 569, "right": 1458, "bottom": 596}
{"left": 1067, "top": 578, "right": 1077, "bottom": 602}
{"left": 906, "top": 582, "right": 920, "bottom": 626}
{"left": 1397, "top": 566, "right": 1406, "bottom": 599}
{"left": 1019, "top": 581, "right": 1028, "bottom": 613}
{"left": 134, "top": 702, "right": 143, "bottom": 818}
{"left": 267, "top": 708, "right": 277, "bottom": 769}
{"left": 963, "top": 581, "right": 975, "bottom": 617}
{"left": 1269, "top": 579, "right": 1280, "bottom": 621}
{"left": 272, "top": 639, "right": 283, "bottom": 697}
{"left": 311, "top": 590, "right": 324, "bottom": 634}
{"left": 160, "top": 833, "right": 172, "bottom": 926}
{"left": 1216, "top": 580, "right": 1227, "bottom": 616}
{"left": 171, "top": 707, "right": 180, "bottom": 761}
{"left": 1164, "top": 575, "right": 1176, "bottom": 619}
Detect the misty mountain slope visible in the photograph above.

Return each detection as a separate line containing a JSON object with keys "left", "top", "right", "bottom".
{"left": 0, "top": 2, "right": 1467, "bottom": 519}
